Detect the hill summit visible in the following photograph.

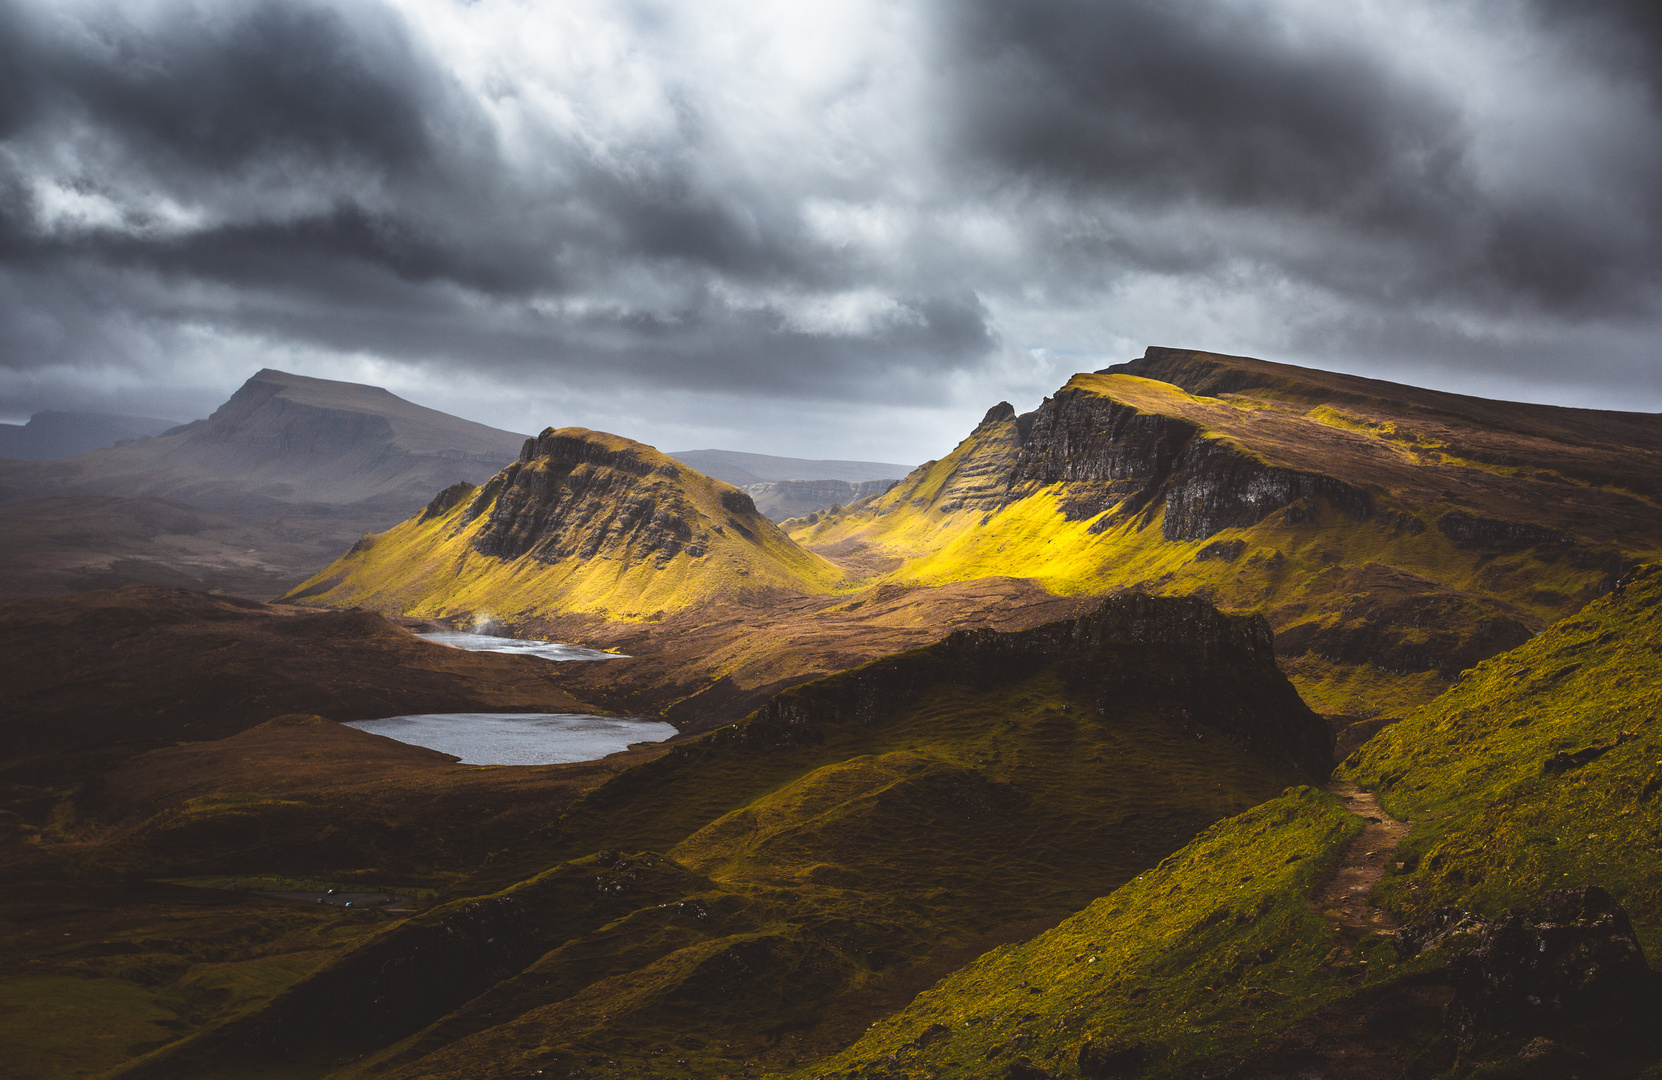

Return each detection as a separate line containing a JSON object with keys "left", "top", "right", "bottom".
{"left": 285, "top": 426, "right": 843, "bottom": 619}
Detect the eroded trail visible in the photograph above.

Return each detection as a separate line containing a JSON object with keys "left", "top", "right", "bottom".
{"left": 1317, "top": 781, "right": 1411, "bottom": 932}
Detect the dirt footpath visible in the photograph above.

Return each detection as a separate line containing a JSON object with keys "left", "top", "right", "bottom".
{"left": 1317, "top": 781, "right": 1412, "bottom": 932}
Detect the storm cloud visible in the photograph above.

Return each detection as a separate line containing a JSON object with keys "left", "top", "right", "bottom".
{"left": 1, "top": 0, "right": 1658, "bottom": 459}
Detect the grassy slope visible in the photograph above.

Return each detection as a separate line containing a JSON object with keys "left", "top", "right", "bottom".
{"left": 1339, "top": 562, "right": 1662, "bottom": 953}
{"left": 794, "top": 373, "right": 1650, "bottom": 718}
{"left": 285, "top": 428, "right": 843, "bottom": 622}
{"left": 808, "top": 564, "right": 1662, "bottom": 1080}
{"left": 790, "top": 786, "right": 1368, "bottom": 1080}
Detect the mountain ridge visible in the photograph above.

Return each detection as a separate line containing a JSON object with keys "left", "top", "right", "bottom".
{"left": 667, "top": 447, "right": 913, "bottom": 485}
{"left": 0, "top": 411, "right": 180, "bottom": 461}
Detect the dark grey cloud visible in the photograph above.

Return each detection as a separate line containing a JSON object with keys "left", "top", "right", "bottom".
{"left": 943, "top": 1, "right": 1463, "bottom": 216}
{"left": 938, "top": 0, "right": 1662, "bottom": 318}
{"left": 0, "top": 0, "right": 1658, "bottom": 459}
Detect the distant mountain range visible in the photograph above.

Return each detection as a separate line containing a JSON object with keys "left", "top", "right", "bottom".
{"left": 667, "top": 447, "right": 913, "bottom": 485}
{"left": 668, "top": 448, "right": 914, "bottom": 521}
{"left": 0, "top": 410, "right": 179, "bottom": 460}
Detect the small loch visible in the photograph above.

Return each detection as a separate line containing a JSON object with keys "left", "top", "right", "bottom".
{"left": 416, "top": 630, "right": 626, "bottom": 662}
{"left": 345, "top": 712, "right": 676, "bottom": 765}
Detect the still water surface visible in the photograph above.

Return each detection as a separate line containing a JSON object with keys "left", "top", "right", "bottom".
{"left": 346, "top": 712, "right": 675, "bottom": 765}
{"left": 416, "top": 630, "right": 626, "bottom": 662}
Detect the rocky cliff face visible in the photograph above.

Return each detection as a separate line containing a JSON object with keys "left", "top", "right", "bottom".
{"left": 1011, "top": 387, "right": 1373, "bottom": 540}
{"left": 464, "top": 430, "right": 788, "bottom": 570}
{"left": 1396, "top": 886, "right": 1662, "bottom": 1045}
{"left": 877, "top": 384, "right": 1372, "bottom": 543}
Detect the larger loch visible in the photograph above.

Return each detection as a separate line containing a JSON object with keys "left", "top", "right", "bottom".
{"left": 355, "top": 630, "right": 671, "bottom": 764}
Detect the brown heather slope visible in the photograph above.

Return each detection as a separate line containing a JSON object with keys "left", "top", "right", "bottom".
{"left": 0, "top": 588, "right": 657, "bottom": 1080}
{"left": 794, "top": 347, "right": 1662, "bottom": 727}
{"left": 0, "top": 585, "right": 603, "bottom": 838}
{"left": 58, "top": 714, "right": 670, "bottom": 884}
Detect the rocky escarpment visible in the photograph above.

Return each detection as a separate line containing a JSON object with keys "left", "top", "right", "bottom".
{"left": 282, "top": 425, "right": 841, "bottom": 621}
{"left": 461, "top": 430, "right": 779, "bottom": 568}
{"left": 690, "top": 593, "right": 1332, "bottom": 780}
{"left": 173, "top": 374, "right": 400, "bottom": 456}
{"left": 922, "top": 387, "right": 1372, "bottom": 542}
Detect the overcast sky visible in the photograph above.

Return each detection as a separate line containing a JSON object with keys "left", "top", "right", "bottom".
{"left": 2, "top": 0, "right": 1660, "bottom": 461}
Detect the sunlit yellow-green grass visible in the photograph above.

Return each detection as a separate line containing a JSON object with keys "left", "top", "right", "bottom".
{"left": 285, "top": 428, "right": 844, "bottom": 621}
{"left": 786, "top": 786, "right": 1367, "bottom": 1080}
{"left": 1340, "top": 563, "right": 1662, "bottom": 954}
{"left": 796, "top": 479, "right": 1597, "bottom": 718}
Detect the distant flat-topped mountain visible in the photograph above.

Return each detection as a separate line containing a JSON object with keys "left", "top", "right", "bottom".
{"left": 0, "top": 370, "right": 529, "bottom": 600}
{"left": 0, "top": 410, "right": 180, "bottom": 461}
{"left": 0, "top": 369, "right": 528, "bottom": 508}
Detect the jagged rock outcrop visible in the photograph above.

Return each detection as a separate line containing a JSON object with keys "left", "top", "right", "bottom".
{"left": 420, "top": 481, "right": 477, "bottom": 522}
{"left": 1008, "top": 386, "right": 1371, "bottom": 541}
{"left": 1395, "top": 886, "right": 1662, "bottom": 1043}
{"left": 1436, "top": 510, "right": 1572, "bottom": 551}
{"left": 467, "top": 431, "right": 776, "bottom": 568}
